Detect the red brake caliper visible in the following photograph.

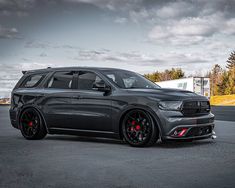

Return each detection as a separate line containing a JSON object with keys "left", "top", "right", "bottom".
{"left": 135, "top": 125, "right": 141, "bottom": 131}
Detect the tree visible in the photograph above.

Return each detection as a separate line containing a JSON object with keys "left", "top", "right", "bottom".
{"left": 171, "top": 68, "right": 184, "bottom": 80}
{"left": 226, "top": 51, "right": 235, "bottom": 94}
{"left": 144, "top": 68, "right": 185, "bottom": 82}
{"left": 226, "top": 51, "right": 235, "bottom": 70}
{"left": 217, "top": 71, "right": 230, "bottom": 95}
{"left": 210, "top": 64, "right": 223, "bottom": 96}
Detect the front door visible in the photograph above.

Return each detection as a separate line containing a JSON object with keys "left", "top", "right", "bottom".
{"left": 69, "top": 71, "right": 113, "bottom": 132}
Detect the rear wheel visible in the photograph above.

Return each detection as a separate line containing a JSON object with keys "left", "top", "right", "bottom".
{"left": 19, "top": 108, "right": 47, "bottom": 140}
{"left": 122, "top": 109, "right": 158, "bottom": 147}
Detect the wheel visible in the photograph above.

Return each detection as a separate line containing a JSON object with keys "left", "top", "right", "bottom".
{"left": 122, "top": 109, "right": 159, "bottom": 147}
{"left": 19, "top": 108, "right": 47, "bottom": 140}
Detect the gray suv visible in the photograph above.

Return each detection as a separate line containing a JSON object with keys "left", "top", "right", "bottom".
{"left": 9, "top": 67, "right": 215, "bottom": 147}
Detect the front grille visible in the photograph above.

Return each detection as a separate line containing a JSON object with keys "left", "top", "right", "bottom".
{"left": 181, "top": 101, "right": 210, "bottom": 116}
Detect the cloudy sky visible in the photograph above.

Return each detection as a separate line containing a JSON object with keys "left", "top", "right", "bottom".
{"left": 0, "top": 0, "right": 235, "bottom": 97}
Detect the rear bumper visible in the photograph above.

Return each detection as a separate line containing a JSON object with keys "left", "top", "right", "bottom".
{"left": 9, "top": 108, "right": 18, "bottom": 129}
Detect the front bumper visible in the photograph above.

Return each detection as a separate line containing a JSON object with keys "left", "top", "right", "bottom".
{"left": 163, "top": 123, "right": 214, "bottom": 140}
{"left": 154, "top": 109, "right": 215, "bottom": 141}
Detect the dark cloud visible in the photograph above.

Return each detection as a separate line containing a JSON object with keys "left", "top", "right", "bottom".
{"left": 114, "top": 17, "right": 127, "bottom": 24}
{"left": 148, "top": 12, "right": 235, "bottom": 45}
{"left": 75, "top": 49, "right": 211, "bottom": 68}
{"left": 39, "top": 52, "right": 47, "bottom": 57}
{"left": 61, "top": 44, "right": 81, "bottom": 50}
{"left": 0, "top": 0, "right": 234, "bottom": 94}
{"left": 24, "top": 40, "right": 81, "bottom": 50}
{"left": 1, "top": 0, "right": 235, "bottom": 18}
{"left": 0, "top": 25, "right": 19, "bottom": 39}
{"left": 65, "top": 0, "right": 143, "bottom": 11}
{"left": 24, "top": 40, "right": 51, "bottom": 49}
{"left": 0, "top": 0, "right": 36, "bottom": 16}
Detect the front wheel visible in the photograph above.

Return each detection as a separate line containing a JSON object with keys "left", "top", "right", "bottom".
{"left": 19, "top": 108, "right": 47, "bottom": 140}
{"left": 122, "top": 109, "right": 159, "bottom": 147}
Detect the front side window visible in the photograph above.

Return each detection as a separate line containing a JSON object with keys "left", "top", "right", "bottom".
{"left": 48, "top": 71, "right": 74, "bottom": 89}
{"left": 21, "top": 73, "right": 46, "bottom": 88}
{"left": 102, "top": 70, "right": 160, "bottom": 89}
{"left": 78, "top": 71, "right": 103, "bottom": 90}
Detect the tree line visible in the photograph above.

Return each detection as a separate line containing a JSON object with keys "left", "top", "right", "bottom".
{"left": 144, "top": 51, "right": 235, "bottom": 96}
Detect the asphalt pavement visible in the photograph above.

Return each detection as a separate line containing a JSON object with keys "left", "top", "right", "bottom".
{"left": 211, "top": 106, "right": 235, "bottom": 121}
{"left": 0, "top": 106, "right": 235, "bottom": 188}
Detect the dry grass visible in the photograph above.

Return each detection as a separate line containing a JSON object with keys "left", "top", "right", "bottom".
{"left": 210, "top": 94, "right": 235, "bottom": 106}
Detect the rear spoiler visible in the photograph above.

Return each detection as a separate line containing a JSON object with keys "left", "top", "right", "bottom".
{"left": 22, "top": 67, "right": 51, "bottom": 74}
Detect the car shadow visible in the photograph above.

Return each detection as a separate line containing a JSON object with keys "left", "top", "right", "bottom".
{"left": 153, "top": 140, "right": 216, "bottom": 148}
{"left": 45, "top": 135, "right": 124, "bottom": 145}
{"left": 45, "top": 135, "right": 215, "bottom": 148}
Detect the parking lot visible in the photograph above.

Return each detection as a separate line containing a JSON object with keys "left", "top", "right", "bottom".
{"left": 0, "top": 106, "right": 235, "bottom": 188}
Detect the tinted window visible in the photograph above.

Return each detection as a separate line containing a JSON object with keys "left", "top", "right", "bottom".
{"left": 78, "top": 71, "right": 102, "bottom": 90}
{"left": 48, "top": 71, "right": 74, "bottom": 89}
{"left": 21, "top": 74, "right": 46, "bottom": 88}
{"left": 103, "top": 70, "right": 160, "bottom": 89}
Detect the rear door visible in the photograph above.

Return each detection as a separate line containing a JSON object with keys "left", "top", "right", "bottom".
{"left": 42, "top": 71, "right": 78, "bottom": 128}
{"left": 69, "top": 70, "right": 113, "bottom": 132}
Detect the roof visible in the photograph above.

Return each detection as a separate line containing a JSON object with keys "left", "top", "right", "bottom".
{"left": 24, "top": 66, "right": 127, "bottom": 74}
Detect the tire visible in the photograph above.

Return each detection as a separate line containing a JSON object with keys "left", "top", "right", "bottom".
{"left": 19, "top": 108, "right": 47, "bottom": 140}
{"left": 122, "top": 109, "right": 159, "bottom": 147}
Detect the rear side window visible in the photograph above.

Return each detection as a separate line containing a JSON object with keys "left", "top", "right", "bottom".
{"left": 78, "top": 71, "right": 102, "bottom": 90}
{"left": 21, "top": 73, "right": 46, "bottom": 88}
{"left": 47, "top": 71, "right": 74, "bottom": 89}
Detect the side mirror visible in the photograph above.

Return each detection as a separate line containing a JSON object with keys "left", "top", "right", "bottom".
{"left": 93, "top": 81, "right": 111, "bottom": 93}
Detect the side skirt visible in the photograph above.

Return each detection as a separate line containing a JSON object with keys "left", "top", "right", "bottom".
{"left": 48, "top": 128, "right": 120, "bottom": 139}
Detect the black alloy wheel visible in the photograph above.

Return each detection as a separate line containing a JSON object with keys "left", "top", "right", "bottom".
{"left": 19, "top": 108, "right": 47, "bottom": 140}
{"left": 122, "top": 109, "right": 158, "bottom": 147}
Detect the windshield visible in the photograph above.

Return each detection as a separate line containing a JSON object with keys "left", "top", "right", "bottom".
{"left": 102, "top": 70, "right": 160, "bottom": 89}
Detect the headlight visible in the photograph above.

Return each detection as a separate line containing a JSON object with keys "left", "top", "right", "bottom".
{"left": 158, "top": 101, "right": 182, "bottom": 111}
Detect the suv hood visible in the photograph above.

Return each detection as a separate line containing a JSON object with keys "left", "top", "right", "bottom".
{"left": 125, "top": 88, "right": 208, "bottom": 101}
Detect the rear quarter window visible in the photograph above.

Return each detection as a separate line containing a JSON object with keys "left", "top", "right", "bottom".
{"left": 20, "top": 73, "right": 47, "bottom": 88}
